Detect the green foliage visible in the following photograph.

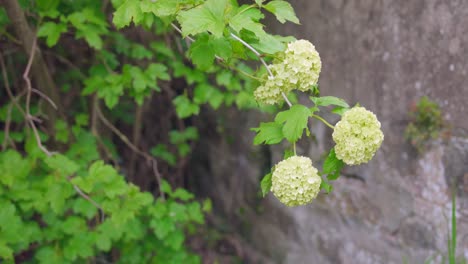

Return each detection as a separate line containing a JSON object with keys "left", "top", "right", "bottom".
{"left": 322, "top": 148, "right": 344, "bottom": 181}
{"left": 275, "top": 104, "right": 311, "bottom": 143}
{"left": 311, "top": 96, "right": 349, "bottom": 108}
{"left": 252, "top": 122, "right": 284, "bottom": 145}
{"left": 405, "top": 96, "right": 446, "bottom": 153}
{"left": 177, "top": 0, "right": 229, "bottom": 37}
{"left": 0, "top": 145, "right": 205, "bottom": 263}
{"left": 260, "top": 173, "right": 272, "bottom": 197}
{"left": 263, "top": 1, "right": 299, "bottom": 24}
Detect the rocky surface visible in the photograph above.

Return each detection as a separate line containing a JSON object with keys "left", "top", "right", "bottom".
{"left": 193, "top": 0, "right": 468, "bottom": 263}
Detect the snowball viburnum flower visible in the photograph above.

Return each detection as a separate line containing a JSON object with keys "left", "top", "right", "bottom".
{"left": 332, "top": 107, "right": 384, "bottom": 165}
{"left": 254, "top": 39, "right": 322, "bottom": 104}
{"left": 271, "top": 156, "right": 321, "bottom": 206}
{"left": 282, "top": 39, "right": 322, "bottom": 92}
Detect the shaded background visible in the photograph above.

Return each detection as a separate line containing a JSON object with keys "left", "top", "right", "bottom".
{"left": 193, "top": 0, "right": 468, "bottom": 263}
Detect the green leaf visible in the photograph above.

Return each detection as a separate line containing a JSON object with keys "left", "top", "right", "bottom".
{"left": 173, "top": 95, "right": 200, "bottom": 118}
{"left": 72, "top": 198, "right": 98, "bottom": 220}
{"left": 202, "top": 199, "right": 212, "bottom": 212}
{"left": 113, "top": 0, "right": 142, "bottom": 28}
{"left": 160, "top": 180, "right": 172, "bottom": 194}
{"left": 188, "top": 33, "right": 232, "bottom": 70}
{"left": 229, "top": 6, "right": 264, "bottom": 36}
{"left": 211, "top": 37, "right": 232, "bottom": 60}
{"left": 283, "top": 149, "right": 294, "bottom": 159}
{"left": 54, "top": 120, "right": 69, "bottom": 143}
{"left": 264, "top": 0, "right": 299, "bottom": 24}
{"left": 320, "top": 180, "right": 333, "bottom": 194}
{"left": 177, "top": 0, "right": 230, "bottom": 37}
{"left": 0, "top": 243, "right": 13, "bottom": 260}
{"left": 260, "top": 173, "right": 272, "bottom": 197}
{"left": 172, "top": 188, "right": 194, "bottom": 201}
{"left": 0, "top": 8, "right": 9, "bottom": 28}
{"left": 36, "top": 0, "right": 60, "bottom": 12}
{"left": 151, "top": 144, "right": 177, "bottom": 166}
{"left": 251, "top": 122, "right": 284, "bottom": 145}
{"left": 323, "top": 148, "right": 344, "bottom": 181}
{"left": 95, "top": 232, "right": 112, "bottom": 251}
{"left": 44, "top": 154, "right": 79, "bottom": 176}
{"left": 275, "top": 104, "right": 311, "bottom": 143}
{"left": 0, "top": 150, "right": 31, "bottom": 187}
{"left": 146, "top": 63, "right": 169, "bottom": 79}
{"left": 46, "top": 182, "right": 74, "bottom": 213}
{"left": 37, "top": 22, "right": 67, "bottom": 47}
{"left": 331, "top": 106, "right": 349, "bottom": 116}
{"left": 83, "top": 30, "right": 103, "bottom": 49}
{"left": 196, "top": 81, "right": 220, "bottom": 106}
{"left": 169, "top": 127, "right": 199, "bottom": 144}
{"left": 189, "top": 35, "right": 215, "bottom": 70}
{"left": 177, "top": 143, "right": 191, "bottom": 157}
{"left": 140, "top": 0, "right": 178, "bottom": 18}
{"left": 151, "top": 217, "right": 175, "bottom": 239}
{"left": 311, "top": 96, "right": 350, "bottom": 108}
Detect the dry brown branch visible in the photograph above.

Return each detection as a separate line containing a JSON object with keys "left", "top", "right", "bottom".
{"left": 96, "top": 106, "right": 166, "bottom": 199}
{"left": 129, "top": 103, "right": 144, "bottom": 181}
{"left": 2, "top": 0, "right": 64, "bottom": 127}
{"left": 13, "top": 38, "right": 106, "bottom": 220}
{"left": 2, "top": 103, "right": 13, "bottom": 150}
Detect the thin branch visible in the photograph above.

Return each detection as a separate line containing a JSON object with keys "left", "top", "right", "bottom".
{"left": 96, "top": 106, "right": 165, "bottom": 199}
{"left": 171, "top": 23, "right": 194, "bottom": 42}
{"left": 311, "top": 114, "right": 335, "bottom": 129}
{"left": 0, "top": 28, "right": 22, "bottom": 45}
{"left": 16, "top": 37, "right": 105, "bottom": 220}
{"left": 73, "top": 184, "right": 105, "bottom": 222}
{"left": 129, "top": 103, "right": 144, "bottom": 181}
{"left": 230, "top": 33, "right": 272, "bottom": 76}
{"left": 44, "top": 50, "right": 86, "bottom": 79}
{"left": 171, "top": 24, "right": 292, "bottom": 107}
{"left": 23, "top": 38, "right": 36, "bottom": 116}
{"left": 2, "top": 103, "right": 13, "bottom": 150}
{"left": 32, "top": 88, "right": 58, "bottom": 110}
{"left": 0, "top": 57, "right": 26, "bottom": 112}
{"left": 229, "top": 33, "right": 292, "bottom": 107}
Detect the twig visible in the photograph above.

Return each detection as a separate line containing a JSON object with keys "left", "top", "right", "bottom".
{"left": 229, "top": 33, "right": 272, "bottom": 76}
{"left": 0, "top": 53, "right": 26, "bottom": 117}
{"left": 96, "top": 106, "right": 165, "bottom": 199}
{"left": 44, "top": 50, "right": 86, "bottom": 79}
{"left": 311, "top": 114, "right": 335, "bottom": 129}
{"left": 0, "top": 28, "right": 21, "bottom": 45}
{"left": 170, "top": 23, "right": 292, "bottom": 107}
{"left": 32, "top": 88, "right": 57, "bottom": 110}
{"left": 90, "top": 95, "right": 119, "bottom": 167}
{"left": 23, "top": 38, "right": 36, "bottom": 117}
{"left": 171, "top": 23, "right": 194, "bottom": 42}
{"left": 73, "top": 184, "right": 105, "bottom": 222}
{"left": 19, "top": 38, "right": 105, "bottom": 220}
{"left": 130, "top": 103, "right": 144, "bottom": 179}
{"left": 2, "top": 103, "right": 13, "bottom": 150}
{"left": 229, "top": 33, "right": 292, "bottom": 107}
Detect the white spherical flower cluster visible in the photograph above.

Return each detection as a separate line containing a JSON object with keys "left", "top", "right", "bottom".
{"left": 282, "top": 39, "right": 322, "bottom": 92}
{"left": 271, "top": 156, "right": 322, "bottom": 206}
{"left": 254, "top": 40, "right": 322, "bottom": 104}
{"left": 332, "top": 107, "right": 384, "bottom": 165}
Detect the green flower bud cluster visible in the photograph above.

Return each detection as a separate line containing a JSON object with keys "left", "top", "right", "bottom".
{"left": 254, "top": 40, "right": 322, "bottom": 104}
{"left": 332, "top": 107, "right": 384, "bottom": 165}
{"left": 271, "top": 156, "right": 321, "bottom": 206}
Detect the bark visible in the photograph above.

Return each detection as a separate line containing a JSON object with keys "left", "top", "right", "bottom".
{"left": 2, "top": 0, "right": 63, "bottom": 130}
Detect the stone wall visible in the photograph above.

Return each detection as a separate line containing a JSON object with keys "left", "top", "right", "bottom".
{"left": 193, "top": 0, "right": 468, "bottom": 263}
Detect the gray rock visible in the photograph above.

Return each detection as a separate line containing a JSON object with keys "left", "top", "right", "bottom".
{"left": 192, "top": 0, "right": 468, "bottom": 263}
